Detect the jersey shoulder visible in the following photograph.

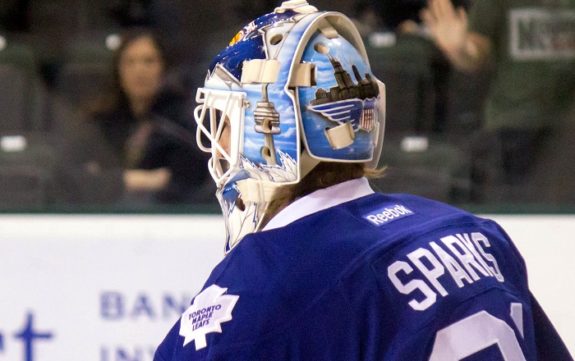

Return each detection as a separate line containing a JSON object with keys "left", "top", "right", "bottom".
{"left": 354, "top": 192, "right": 477, "bottom": 228}
{"left": 334, "top": 194, "right": 537, "bottom": 359}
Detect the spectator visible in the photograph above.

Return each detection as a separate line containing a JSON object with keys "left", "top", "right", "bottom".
{"left": 53, "top": 28, "right": 210, "bottom": 207}
{"left": 421, "top": 0, "right": 575, "bottom": 199}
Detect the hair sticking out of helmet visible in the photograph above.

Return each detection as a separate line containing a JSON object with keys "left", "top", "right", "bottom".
{"left": 194, "top": 1, "right": 386, "bottom": 252}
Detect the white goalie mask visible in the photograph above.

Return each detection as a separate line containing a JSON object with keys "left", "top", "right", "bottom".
{"left": 194, "top": 0, "right": 386, "bottom": 253}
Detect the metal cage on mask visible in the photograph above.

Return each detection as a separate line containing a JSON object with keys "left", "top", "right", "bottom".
{"left": 194, "top": 88, "right": 247, "bottom": 188}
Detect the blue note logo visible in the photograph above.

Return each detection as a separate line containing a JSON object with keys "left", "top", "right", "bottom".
{"left": 0, "top": 312, "right": 54, "bottom": 361}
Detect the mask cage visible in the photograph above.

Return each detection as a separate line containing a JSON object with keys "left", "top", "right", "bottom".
{"left": 194, "top": 88, "right": 247, "bottom": 187}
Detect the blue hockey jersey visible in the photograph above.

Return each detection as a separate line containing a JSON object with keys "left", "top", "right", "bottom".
{"left": 154, "top": 178, "right": 571, "bottom": 360}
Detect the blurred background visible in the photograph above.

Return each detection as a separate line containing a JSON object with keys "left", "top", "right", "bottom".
{"left": 0, "top": 0, "right": 573, "bottom": 213}
{"left": 0, "top": 1, "right": 574, "bottom": 359}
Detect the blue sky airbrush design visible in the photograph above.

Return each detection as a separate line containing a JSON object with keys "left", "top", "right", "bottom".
{"left": 298, "top": 33, "right": 379, "bottom": 161}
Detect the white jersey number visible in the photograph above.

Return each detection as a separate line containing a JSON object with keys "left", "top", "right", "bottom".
{"left": 429, "top": 304, "right": 526, "bottom": 361}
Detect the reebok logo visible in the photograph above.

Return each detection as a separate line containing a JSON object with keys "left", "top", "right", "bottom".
{"left": 364, "top": 204, "right": 414, "bottom": 226}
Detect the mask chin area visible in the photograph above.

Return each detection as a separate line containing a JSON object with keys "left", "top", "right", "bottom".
{"left": 218, "top": 180, "right": 264, "bottom": 253}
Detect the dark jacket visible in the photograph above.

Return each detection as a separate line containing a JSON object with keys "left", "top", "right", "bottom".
{"left": 53, "top": 88, "right": 211, "bottom": 206}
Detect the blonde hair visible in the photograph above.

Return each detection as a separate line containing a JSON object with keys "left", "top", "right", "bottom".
{"left": 261, "top": 162, "right": 384, "bottom": 227}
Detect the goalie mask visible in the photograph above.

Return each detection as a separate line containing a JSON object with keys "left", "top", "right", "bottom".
{"left": 194, "top": 0, "right": 386, "bottom": 253}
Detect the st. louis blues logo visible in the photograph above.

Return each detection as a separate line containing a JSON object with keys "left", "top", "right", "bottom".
{"left": 309, "top": 98, "right": 377, "bottom": 132}
{"left": 308, "top": 51, "right": 380, "bottom": 133}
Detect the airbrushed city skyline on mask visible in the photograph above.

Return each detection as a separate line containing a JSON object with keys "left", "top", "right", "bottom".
{"left": 204, "top": 5, "right": 381, "bottom": 168}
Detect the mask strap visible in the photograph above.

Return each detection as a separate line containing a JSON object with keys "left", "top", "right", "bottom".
{"left": 299, "top": 148, "right": 320, "bottom": 179}
{"left": 324, "top": 123, "right": 355, "bottom": 149}
{"left": 367, "top": 80, "right": 386, "bottom": 169}
{"left": 235, "top": 178, "right": 279, "bottom": 203}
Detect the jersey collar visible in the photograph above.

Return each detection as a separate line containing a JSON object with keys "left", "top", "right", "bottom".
{"left": 262, "top": 177, "right": 374, "bottom": 231}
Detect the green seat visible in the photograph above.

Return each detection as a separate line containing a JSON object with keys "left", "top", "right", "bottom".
{"left": 366, "top": 33, "right": 438, "bottom": 134}
{"left": 373, "top": 135, "right": 472, "bottom": 203}
{"left": 0, "top": 133, "right": 57, "bottom": 210}
{"left": 55, "top": 33, "right": 115, "bottom": 108}
{"left": 0, "top": 40, "right": 45, "bottom": 131}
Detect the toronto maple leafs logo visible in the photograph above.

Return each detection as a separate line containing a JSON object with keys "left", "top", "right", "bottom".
{"left": 179, "top": 284, "right": 239, "bottom": 350}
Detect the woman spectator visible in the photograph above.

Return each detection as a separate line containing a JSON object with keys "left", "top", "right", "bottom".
{"left": 54, "top": 28, "right": 210, "bottom": 207}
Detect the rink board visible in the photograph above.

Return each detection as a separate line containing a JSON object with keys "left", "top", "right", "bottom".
{"left": 0, "top": 214, "right": 573, "bottom": 360}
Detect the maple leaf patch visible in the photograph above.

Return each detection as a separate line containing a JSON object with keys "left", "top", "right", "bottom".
{"left": 179, "top": 284, "right": 239, "bottom": 350}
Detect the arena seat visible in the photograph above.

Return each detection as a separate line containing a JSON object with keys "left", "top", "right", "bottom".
{"left": 366, "top": 33, "right": 437, "bottom": 135}
{"left": 0, "top": 40, "right": 45, "bottom": 131}
{"left": 372, "top": 134, "right": 472, "bottom": 203}
{"left": 444, "top": 69, "right": 492, "bottom": 135}
{"left": 0, "top": 165, "right": 51, "bottom": 209}
{"left": 56, "top": 62, "right": 111, "bottom": 108}
{"left": 0, "top": 65, "right": 28, "bottom": 131}
{"left": 55, "top": 33, "right": 114, "bottom": 108}
{"left": 0, "top": 134, "right": 56, "bottom": 209}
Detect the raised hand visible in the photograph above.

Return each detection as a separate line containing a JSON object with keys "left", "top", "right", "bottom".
{"left": 421, "top": 0, "right": 468, "bottom": 55}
